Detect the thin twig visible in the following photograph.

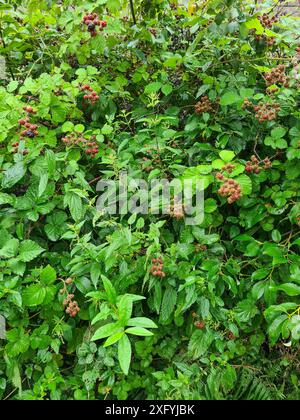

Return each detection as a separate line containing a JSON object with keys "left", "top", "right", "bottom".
{"left": 129, "top": 0, "right": 137, "bottom": 25}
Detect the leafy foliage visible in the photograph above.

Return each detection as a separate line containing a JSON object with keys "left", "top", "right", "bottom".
{"left": 0, "top": 0, "right": 299, "bottom": 400}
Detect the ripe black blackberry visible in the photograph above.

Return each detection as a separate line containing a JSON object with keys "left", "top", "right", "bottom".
{"left": 12, "top": 184, "right": 28, "bottom": 197}
{"left": 169, "top": 27, "right": 194, "bottom": 52}
{"left": 168, "top": 71, "right": 183, "bottom": 87}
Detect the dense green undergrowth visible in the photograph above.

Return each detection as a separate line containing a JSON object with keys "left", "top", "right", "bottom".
{"left": 0, "top": 0, "right": 299, "bottom": 400}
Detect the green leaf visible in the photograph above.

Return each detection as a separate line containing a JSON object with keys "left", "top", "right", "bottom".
{"left": 74, "top": 124, "right": 85, "bottom": 133}
{"left": 117, "top": 295, "right": 133, "bottom": 325}
{"left": 245, "top": 17, "right": 264, "bottom": 34}
{"left": 91, "top": 323, "right": 120, "bottom": 341}
{"left": 0, "top": 239, "right": 19, "bottom": 259}
{"left": 204, "top": 198, "right": 217, "bottom": 214}
{"left": 160, "top": 287, "right": 177, "bottom": 321}
{"left": 219, "top": 150, "right": 235, "bottom": 162}
{"left": 45, "top": 211, "right": 68, "bottom": 242}
{"left": 268, "top": 314, "right": 288, "bottom": 343}
{"left": 125, "top": 327, "right": 154, "bottom": 336}
{"left": 40, "top": 265, "right": 56, "bottom": 285}
{"left": 272, "top": 230, "right": 281, "bottom": 243}
{"left": 2, "top": 162, "right": 26, "bottom": 189}
{"left": 23, "top": 284, "right": 46, "bottom": 307}
{"left": 236, "top": 174, "right": 252, "bottom": 195}
{"left": 118, "top": 334, "right": 132, "bottom": 375}
{"left": 161, "top": 84, "right": 173, "bottom": 96}
{"left": 127, "top": 317, "right": 158, "bottom": 329}
{"left": 277, "top": 283, "right": 300, "bottom": 297}
{"left": 220, "top": 91, "right": 240, "bottom": 106}
{"left": 144, "top": 82, "right": 162, "bottom": 94}
{"left": 7, "top": 81, "right": 19, "bottom": 92}
{"left": 61, "top": 121, "right": 74, "bottom": 132}
{"left": 102, "top": 275, "right": 117, "bottom": 305}
{"left": 66, "top": 193, "right": 84, "bottom": 222}
{"left": 188, "top": 329, "right": 214, "bottom": 359}
{"left": 271, "top": 127, "right": 286, "bottom": 139}
{"left": 38, "top": 174, "right": 48, "bottom": 197}
{"left": 103, "top": 331, "right": 124, "bottom": 347}
{"left": 235, "top": 299, "right": 259, "bottom": 323}
{"left": 90, "top": 263, "right": 101, "bottom": 288}
{"left": 19, "top": 240, "right": 44, "bottom": 262}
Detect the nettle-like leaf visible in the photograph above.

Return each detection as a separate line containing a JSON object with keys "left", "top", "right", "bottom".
{"left": 2, "top": 162, "right": 26, "bottom": 189}
{"left": 18, "top": 240, "right": 44, "bottom": 262}
{"left": 236, "top": 174, "right": 252, "bottom": 195}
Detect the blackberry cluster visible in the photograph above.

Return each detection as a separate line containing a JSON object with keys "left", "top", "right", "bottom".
{"left": 264, "top": 65, "right": 289, "bottom": 87}
{"left": 11, "top": 141, "right": 29, "bottom": 156}
{"left": 168, "top": 71, "right": 183, "bottom": 87}
{"left": 142, "top": 157, "right": 154, "bottom": 173}
{"left": 253, "top": 101, "right": 280, "bottom": 122}
{"left": 12, "top": 106, "right": 39, "bottom": 155}
{"left": 222, "top": 163, "right": 235, "bottom": 174}
{"left": 245, "top": 156, "right": 272, "bottom": 174}
{"left": 242, "top": 98, "right": 253, "bottom": 110}
{"left": 169, "top": 28, "right": 194, "bottom": 51}
{"left": 82, "top": 13, "right": 107, "bottom": 37}
{"left": 63, "top": 294, "right": 81, "bottom": 318}
{"left": 151, "top": 258, "right": 166, "bottom": 278}
{"left": 192, "top": 312, "right": 206, "bottom": 329}
{"left": 19, "top": 120, "right": 39, "bottom": 139}
{"left": 23, "top": 106, "right": 37, "bottom": 115}
{"left": 12, "top": 184, "right": 28, "bottom": 197}
{"left": 258, "top": 13, "right": 278, "bottom": 28}
{"left": 194, "top": 321, "right": 206, "bottom": 329}
{"left": 116, "top": 98, "right": 132, "bottom": 112}
{"left": 142, "top": 145, "right": 161, "bottom": 171}
{"left": 60, "top": 278, "right": 80, "bottom": 318}
{"left": 62, "top": 133, "right": 99, "bottom": 157}
{"left": 195, "top": 96, "right": 213, "bottom": 114}
{"left": 81, "top": 84, "right": 99, "bottom": 104}
{"left": 266, "top": 37, "right": 275, "bottom": 46}
{"left": 255, "top": 34, "right": 275, "bottom": 47}
{"left": 194, "top": 244, "right": 207, "bottom": 253}
{"left": 266, "top": 86, "right": 279, "bottom": 95}
{"left": 216, "top": 175, "right": 242, "bottom": 204}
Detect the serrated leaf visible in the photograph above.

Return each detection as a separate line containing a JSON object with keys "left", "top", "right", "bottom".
{"left": 236, "top": 174, "right": 252, "bottom": 195}
{"left": 2, "top": 163, "right": 26, "bottom": 189}
{"left": 160, "top": 287, "right": 177, "bottom": 321}
{"left": 19, "top": 240, "right": 44, "bottom": 262}
{"left": 220, "top": 91, "right": 240, "bottom": 106}
{"left": 23, "top": 284, "right": 46, "bottom": 307}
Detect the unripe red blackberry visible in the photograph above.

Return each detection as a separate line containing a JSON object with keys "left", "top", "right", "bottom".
{"left": 194, "top": 321, "right": 206, "bottom": 329}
